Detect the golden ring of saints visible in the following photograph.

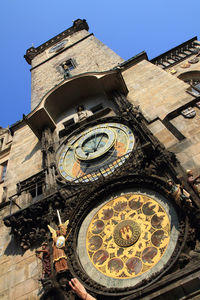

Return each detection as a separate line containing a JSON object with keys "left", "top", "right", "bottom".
{"left": 77, "top": 190, "right": 179, "bottom": 288}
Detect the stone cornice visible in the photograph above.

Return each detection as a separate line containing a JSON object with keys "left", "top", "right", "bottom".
{"left": 24, "top": 19, "right": 89, "bottom": 65}
{"left": 115, "top": 51, "right": 148, "bottom": 70}
{"left": 150, "top": 36, "right": 198, "bottom": 69}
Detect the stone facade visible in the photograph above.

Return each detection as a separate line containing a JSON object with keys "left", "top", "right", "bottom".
{"left": 0, "top": 128, "right": 12, "bottom": 202}
{"left": 122, "top": 57, "right": 200, "bottom": 172}
{"left": 31, "top": 31, "right": 123, "bottom": 110}
{"left": 1, "top": 20, "right": 200, "bottom": 300}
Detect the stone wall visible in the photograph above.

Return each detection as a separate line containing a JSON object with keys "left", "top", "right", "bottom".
{"left": 0, "top": 123, "right": 42, "bottom": 298}
{"left": 31, "top": 31, "right": 123, "bottom": 109}
{"left": 122, "top": 58, "right": 200, "bottom": 174}
{"left": 122, "top": 60, "right": 194, "bottom": 121}
{"left": 170, "top": 108, "right": 200, "bottom": 171}
{"left": 0, "top": 205, "right": 39, "bottom": 300}
{"left": 0, "top": 129, "right": 12, "bottom": 203}
{"left": 5, "top": 123, "right": 42, "bottom": 198}
{"left": 1, "top": 26, "right": 200, "bottom": 299}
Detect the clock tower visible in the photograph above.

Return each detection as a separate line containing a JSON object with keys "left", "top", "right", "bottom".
{"left": 2, "top": 19, "right": 200, "bottom": 300}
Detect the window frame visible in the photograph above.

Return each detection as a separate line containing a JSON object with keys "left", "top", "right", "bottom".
{"left": 0, "top": 138, "right": 4, "bottom": 152}
{"left": 0, "top": 161, "right": 7, "bottom": 182}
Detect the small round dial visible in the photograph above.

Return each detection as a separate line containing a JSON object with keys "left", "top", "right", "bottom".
{"left": 58, "top": 122, "right": 135, "bottom": 183}
{"left": 49, "top": 40, "right": 67, "bottom": 53}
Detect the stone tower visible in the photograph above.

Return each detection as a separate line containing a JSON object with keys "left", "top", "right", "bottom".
{"left": 1, "top": 19, "right": 200, "bottom": 300}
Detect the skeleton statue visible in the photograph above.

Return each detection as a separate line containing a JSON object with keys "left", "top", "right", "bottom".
{"left": 35, "top": 242, "right": 51, "bottom": 279}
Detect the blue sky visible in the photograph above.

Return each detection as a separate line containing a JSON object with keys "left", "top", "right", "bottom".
{"left": 1, "top": 0, "right": 200, "bottom": 128}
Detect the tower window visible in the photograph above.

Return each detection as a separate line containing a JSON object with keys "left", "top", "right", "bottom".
{"left": 61, "top": 59, "right": 75, "bottom": 78}
{"left": 0, "top": 138, "right": 3, "bottom": 151}
{"left": 16, "top": 170, "right": 46, "bottom": 203}
{"left": 0, "top": 162, "right": 7, "bottom": 182}
{"left": 29, "top": 182, "right": 43, "bottom": 200}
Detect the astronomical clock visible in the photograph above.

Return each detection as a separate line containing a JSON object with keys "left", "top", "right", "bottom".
{"left": 58, "top": 122, "right": 135, "bottom": 182}
{"left": 66, "top": 173, "right": 184, "bottom": 299}
{"left": 56, "top": 116, "right": 186, "bottom": 298}
{"left": 4, "top": 19, "right": 200, "bottom": 300}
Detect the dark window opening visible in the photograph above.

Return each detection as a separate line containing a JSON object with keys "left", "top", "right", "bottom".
{"left": 0, "top": 162, "right": 7, "bottom": 182}
{"left": 17, "top": 171, "right": 46, "bottom": 203}
{"left": 61, "top": 59, "right": 75, "bottom": 78}
{"left": 29, "top": 182, "right": 43, "bottom": 200}
{"left": 0, "top": 138, "right": 3, "bottom": 151}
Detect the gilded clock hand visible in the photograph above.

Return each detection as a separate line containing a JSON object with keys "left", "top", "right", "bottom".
{"left": 93, "top": 131, "right": 97, "bottom": 150}
{"left": 94, "top": 134, "right": 104, "bottom": 151}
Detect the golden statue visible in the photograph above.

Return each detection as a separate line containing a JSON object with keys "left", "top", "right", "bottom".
{"left": 48, "top": 211, "right": 69, "bottom": 273}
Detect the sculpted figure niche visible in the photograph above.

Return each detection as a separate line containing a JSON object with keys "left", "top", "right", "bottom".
{"left": 74, "top": 105, "right": 93, "bottom": 123}
{"left": 166, "top": 179, "right": 193, "bottom": 208}
{"left": 187, "top": 169, "right": 200, "bottom": 197}
{"left": 35, "top": 242, "right": 51, "bottom": 279}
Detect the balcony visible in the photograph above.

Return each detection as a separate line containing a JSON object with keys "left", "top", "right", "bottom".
{"left": 3, "top": 149, "right": 146, "bottom": 250}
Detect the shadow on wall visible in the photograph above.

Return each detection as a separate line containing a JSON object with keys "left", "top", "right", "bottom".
{"left": 22, "top": 141, "right": 41, "bottom": 163}
{"left": 4, "top": 236, "right": 24, "bottom": 256}
{"left": 4, "top": 233, "right": 48, "bottom": 256}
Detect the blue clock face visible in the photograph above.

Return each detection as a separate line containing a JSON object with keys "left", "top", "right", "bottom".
{"left": 82, "top": 133, "right": 108, "bottom": 152}
{"left": 75, "top": 127, "right": 116, "bottom": 161}
{"left": 82, "top": 133, "right": 107, "bottom": 152}
{"left": 58, "top": 123, "right": 135, "bottom": 183}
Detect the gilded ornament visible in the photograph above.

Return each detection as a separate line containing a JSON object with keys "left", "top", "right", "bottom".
{"left": 113, "top": 220, "right": 141, "bottom": 247}
{"left": 86, "top": 193, "right": 171, "bottom": 279}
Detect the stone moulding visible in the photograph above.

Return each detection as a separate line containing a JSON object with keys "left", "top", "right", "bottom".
{"left": 24, "top": 19, "right": 89, "bottom": 64}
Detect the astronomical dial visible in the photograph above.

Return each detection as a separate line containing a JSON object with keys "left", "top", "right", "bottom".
{"left": 77, "top": 188, "right": 179, "bottom": 288}
{"left": 58, "top": 123, "right": 135, "bottom": 182}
